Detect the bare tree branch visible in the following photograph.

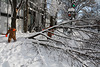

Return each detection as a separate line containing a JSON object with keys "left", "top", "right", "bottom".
{"left": 16, "top": 0, "right": 24, "bottom": 12}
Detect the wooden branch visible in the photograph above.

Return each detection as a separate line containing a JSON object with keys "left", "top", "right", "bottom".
{"left": 32, "top": 39, "right": 100, "bottom": 60}
{"left": 32, "top": 40, "right": 89, "bottom": 67}
{"left": 47, "top": 30, "right": 100, "bottom": 46}
{"left": 59, "top": 25, "right": 100, "bottom": 35}
{"left": 69, "top": 50, "right": 100, "bottom": 60}
{"left": 16, "top": 0, "right": 24, "bottom": 12}
{"left": 69, "top": 47, "right": 100, "bottom": 52}
{"left": 28, "top": 20, "right": 79, "bottom": 39}
{"left": 32, "top": 40, "right": 60, "bottom": 49}
{"left": 40, "top": 33, "right": 66, "bottom": 47}
{"left": 61, "top": 25, "right": 100, "bottom": 28}
{"left": 28, "top": 19, "right": 100, "bottom": 39}
{"left": 32, "top": 38, "right": 100, "bottom": 66}
{"left": 27, "top": 19, "right": 100, "bottom": 46}
{"left": 66, "top": 51, "right": 89, "bottom": 67}
{"left": 29, "top": 27, "right": 100, "bottom": 46}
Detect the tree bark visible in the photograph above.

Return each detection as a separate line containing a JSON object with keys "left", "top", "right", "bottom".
{"left": 11, "top": 0, "right": 17, "bottom": 28}
{"left": 24, "top": 0, "right": 28, "bottom": 33}
{"left": 50, "top": 16, "right": 53, "bottom": 26}
{"left": 42, "top": 0, "right": 46, "bottom": 29}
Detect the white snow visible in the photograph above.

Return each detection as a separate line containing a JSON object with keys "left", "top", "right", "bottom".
{"left": 0, "top": 32, "right": 71, "bottom": 67}
{"left": 0, "top": 29, "right": 99, "bottom": 67}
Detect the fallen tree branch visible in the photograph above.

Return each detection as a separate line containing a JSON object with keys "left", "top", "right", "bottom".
{"left": 40, "top": 33, "right": 66, "bottom": 47}
{"left": 32, "top": 40, "right": 90, "bottom": 67}
{"left": 28, "top": 20, "right": 77, "bottom": 39}
{"left": 46, "top": 30, "right": 100, "bottom": 45}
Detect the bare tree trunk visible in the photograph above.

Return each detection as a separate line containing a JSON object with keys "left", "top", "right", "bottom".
{"left": 33, "top": 11, "right": 36, "bottom": 26}
{"left": 50, "top": 16, "right": 53, "bottom": 27}
{"left": 50, "top": 13, "right": 57, "bottom": 27}
{"left": 41, "top": 11, "right": 44, "bottom": 28}
{"left": 11, "top": 0, "right": 16, "bottom": 28}
{"left": 32, "top": 11, "right": 36, "bottom": 31}
{"left": 42, "top": 0, "right": 46, "bottom": 28}
{"left": 24, "top": 0, "right": 28, "bottom": 33}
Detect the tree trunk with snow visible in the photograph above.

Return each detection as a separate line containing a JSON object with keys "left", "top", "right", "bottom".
{"left": 42, "top": 0, "right": 46, "bottom": 29}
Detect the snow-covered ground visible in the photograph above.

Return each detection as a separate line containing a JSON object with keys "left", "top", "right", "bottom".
{"left": 0, "top": 32, "right": 71, "bottom": 67}
{"left": 0, "top": 32, "right": 35, "bottom": 67}
{"left": 0, "top": 30, "right": 99, "bottom": 67}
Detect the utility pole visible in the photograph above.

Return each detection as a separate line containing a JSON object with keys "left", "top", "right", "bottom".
{"left": 24, "top": 0, "right": 28, "bottom": 33}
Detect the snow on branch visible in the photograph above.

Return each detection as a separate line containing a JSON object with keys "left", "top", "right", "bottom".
{"left": 32, "top": 39, "right": 99, "bottom": 67}
{"left": 27, "top": 19, "right": 100, "bottom": 66}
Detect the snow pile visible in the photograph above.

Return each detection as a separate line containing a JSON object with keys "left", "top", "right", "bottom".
{"left": 0, "top": 32, "right": 71, "bottom": 67}
{"left": 0, "top": 30, "right": 99, "bottom": 67}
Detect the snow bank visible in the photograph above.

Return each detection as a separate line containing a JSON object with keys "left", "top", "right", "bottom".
{"left": 0, "top": 32, "right": 71, "bottom": 67}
